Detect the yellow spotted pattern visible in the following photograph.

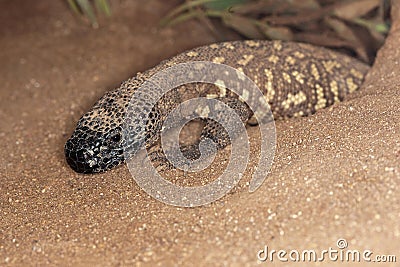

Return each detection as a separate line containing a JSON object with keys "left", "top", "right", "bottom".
{"left": 285, "top": 56, "right": 296, "bottom": 65}
{"left": 238, "top": 54, "right": 254, "bottom": 66}
{"left": 281, "top": 91, "right": 307, "bottom": 110}
{"left": 68, "top": 40, "right": 370, "bottom": 173}
{"left": 311, "top": 63, "right": 320, "bottom": 80}
{"left": 330, "top": 80, "right": 339, "bottom": 102}
{"left": 282, "top": 72, "right": 291, "bottom": 84}
{"left": 212, "top": 56, "right": 225, "bottom": 64}
{"left": 315, "top": 84, "right": 327, "bottom": 110}
{"left": 268, "top": 55, "right": 279, "bottom": 64}
{"left": 186, "top": 51, "right": 199, "bottom": 57}
{"left": 346, "top": 77, "right": 358, "bottom": 93}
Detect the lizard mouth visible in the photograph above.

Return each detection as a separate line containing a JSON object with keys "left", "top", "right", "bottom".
{"left": 64, "top": 139, "right": 100, "bottom": 173}
{"left": 64, "top": 136, "right": 124, "bottom": 173}
{"left": 65, "top": 151, "right": 97, "bottom": 173}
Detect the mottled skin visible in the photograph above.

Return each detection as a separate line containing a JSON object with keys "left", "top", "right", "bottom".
{"left": 65, "top": 40, "right": 370, "bottom": 173}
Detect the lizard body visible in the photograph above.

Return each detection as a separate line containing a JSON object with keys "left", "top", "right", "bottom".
{"left": 65, "top": 40, "right": 370, "bottom": 173}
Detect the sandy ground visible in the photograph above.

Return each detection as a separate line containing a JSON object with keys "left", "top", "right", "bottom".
{"left": 1, "top": 0, "right": 399, "bottom": 266}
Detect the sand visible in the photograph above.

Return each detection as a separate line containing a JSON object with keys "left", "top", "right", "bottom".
{"left": 1, "top": 0, "right": 399, "bottom": 266}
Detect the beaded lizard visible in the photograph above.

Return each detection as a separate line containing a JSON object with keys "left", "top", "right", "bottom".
{"left": 65, "top": 40, "right": 370, "bottom": 173}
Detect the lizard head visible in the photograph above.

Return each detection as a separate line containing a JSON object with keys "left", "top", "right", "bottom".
{"left": 65, "top": 90, "right": 128, "bottom": 173}
{"left": 65, "top": 74, "right": 164, "bottom": 174}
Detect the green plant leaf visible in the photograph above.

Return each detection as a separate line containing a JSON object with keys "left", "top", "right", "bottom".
{"left": 76, "top": 0, "right": 98, "bottom": 27}
{"left": 67, "top": 0, "right": 80, "bottom": 14}
{"left": 95, "top": 0, "right": 111, "bottom": 16}
{"left": 222, "top": 13, "right": 264, "bottom": 39}
{"left": 205, "top": 0, "right": 248, "bottom": 10}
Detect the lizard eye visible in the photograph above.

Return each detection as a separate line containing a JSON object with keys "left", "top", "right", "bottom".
{"left": 110, "top": 133, "right": 121, "bottom": 143}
